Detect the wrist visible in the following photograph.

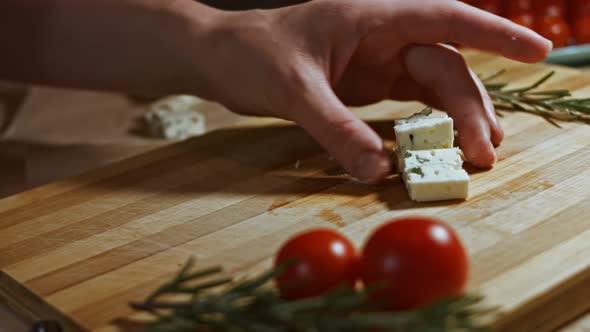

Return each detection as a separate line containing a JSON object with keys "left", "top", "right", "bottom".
{"left": 175, "top": 7, "right": 278, "bottom": 102}
{"left": 142, "top": 0, "right": 227, "bottom": 96}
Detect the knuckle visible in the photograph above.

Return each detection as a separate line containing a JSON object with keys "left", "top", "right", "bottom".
{"left": 393, "top": 0, "right": 457, "bottom": 42}
{"left": 447, "top": 51, "right": 468, "bottom": 70}
{"left": 437, "top": 48, "right": 468, "bottom": 76}
{"left": 332, "top": 118, "right": 363, "bottom": 138}
{"left": 420, "top": 0, "right": 461, "bottom": 41}
{"left": 421, "top": 48, "right": 468, "bottom": 89}
{"left": 304, "top": 0, "right": 365, "bottom": 36}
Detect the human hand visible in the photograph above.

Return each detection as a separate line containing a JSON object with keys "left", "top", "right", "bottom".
{"left": 186, "top": 0, "right": 552, "bottom": 182}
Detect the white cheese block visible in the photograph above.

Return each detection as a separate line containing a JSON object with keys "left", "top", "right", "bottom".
{"left": 404, "top": 164, "right": 469, "bottom": 202}
{"left": 144, "top": 95, "right": 205, "bottom": 140}
{"left": 398, "top": 148, "right": 464, "bottom": 173}
{"left": 152, "top": 95, "right": 203, "bottom": 113}
{"left": 394, "top": 115, "right": 454, "bottom": 153}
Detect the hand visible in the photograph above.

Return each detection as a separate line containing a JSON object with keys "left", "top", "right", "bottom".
{"left": 184, "top": 0, "right": 553, "bottom": 182}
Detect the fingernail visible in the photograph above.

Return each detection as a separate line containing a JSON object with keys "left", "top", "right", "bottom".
{"left": 491, "top": 149, "right": 498, "bottom": 164}
{"left": 484, "top": 129, "right": 498, "bottom": 165}
{"left": 527, "top": 29, "right": 553, "bottom": 51}
{"left": 545, "top": 38, "right": 554, "bottom": 51}
{"left": 354, "top": 151, "right": 391, "bottom": 183}
{"left": 480, "top": 146, "right": 497, "bottom": 167}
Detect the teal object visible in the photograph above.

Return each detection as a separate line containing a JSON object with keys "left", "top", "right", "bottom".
{"left": 545, "top": 44, "right": 590, "bottom": 66}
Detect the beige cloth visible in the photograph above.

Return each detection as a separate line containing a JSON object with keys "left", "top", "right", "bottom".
{"left": 0, "top": 82, "right": 28, "bottom": 137}
{"left": 0, "top": 82, "right": 242, "bottom": 198}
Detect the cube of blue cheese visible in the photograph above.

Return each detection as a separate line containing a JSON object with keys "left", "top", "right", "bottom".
{"left": 394, "top": 115, "right": 454, "bottom": 152}
{"left": 144, "top": 95, "right": 206, "bottom": 140}
{"left": 405, "top": 164, "right": 469, "bottom": 202}
{"left": 399, "top": 148, "right": 464, "bottom": 173}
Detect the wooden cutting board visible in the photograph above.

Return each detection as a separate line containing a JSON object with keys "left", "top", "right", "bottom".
{"left": 0, "top": 51, "right": 589, "bottom": 332}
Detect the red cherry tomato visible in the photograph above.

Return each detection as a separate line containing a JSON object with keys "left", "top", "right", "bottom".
{"left": 536, "top": 0, "right": 567, "bottom": 17}
{"left": 509, "top": 12, "right": 535, "bottom": 29}
{"left": 571, "top": 0, "right": 590, "bottom": 19}
{"left": 360, "top": 217, "right": 468, "bottom": 311}
{"left": 574, "top": 16, "right": 590, "bottom": 43}
{"left": 535, "top": 16, "right": 572, "bottom": 47}
{"left": 274, "top": 229, "right": 358, "bottom": 300}
{"left": 507, "top": 0, "right": 533, "bottom": 16}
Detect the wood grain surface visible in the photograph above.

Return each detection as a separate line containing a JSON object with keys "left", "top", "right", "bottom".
{"left": 0, "top": 51, "right": 589, "bottom": 332}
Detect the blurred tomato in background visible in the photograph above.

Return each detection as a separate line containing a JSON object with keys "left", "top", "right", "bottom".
{"left": 463, "top": 0, "right": 590, "bottom": 48}
{"left": 507, "top": 0, "right": 533, "bottom": 15}
{"left": 536, "top": 16, "right": 572, "bottom": 47}
{"left": 536, "top": 0, "right": 567, "bottom": 17}
{"left": 571, "top": 0, "right": 590, "bottom": 18}
{"left": 574, "top": 16, "right": 590, "bottom": 43}
{"left": 509, "top": 12, "right": 535, "bottom": 29}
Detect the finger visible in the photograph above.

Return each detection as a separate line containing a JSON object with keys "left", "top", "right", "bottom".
{"left": 403, "top": 43, "right": 498, "bottom": 167}
{"left": 388, "top": 58, "right": 503, "bottom": 147}
{"left": 390, "top": 72, "right": 503, "bottom": 159}
{"left": 291, "top": 78, "right": 391, "bottom": 183}
{"left": 469, "top": 68, "right": 504, "bottom": 146}
{"left": 359, "top": 0, "right": 552, "bottom": 62}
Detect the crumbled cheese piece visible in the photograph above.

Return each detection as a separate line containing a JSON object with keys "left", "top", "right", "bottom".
{"left": 144, "top": 95, "right": 205, "bottom": 140}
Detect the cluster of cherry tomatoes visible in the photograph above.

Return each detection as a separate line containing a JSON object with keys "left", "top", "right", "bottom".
{"left": 461, "top": 0, "right": 590, "bottom": 47}
{"left": 273, "top": 217, "right": 468, "bottom": 310}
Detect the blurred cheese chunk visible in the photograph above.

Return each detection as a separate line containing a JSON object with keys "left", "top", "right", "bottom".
{"left": 394, "top": 114, "right": 454, "bottom": 152}
{"left": 404, "top": 164, "right": 470, "bottom": 202}
{"left": 144, "top": 95, "right": 205, "bottom": 140}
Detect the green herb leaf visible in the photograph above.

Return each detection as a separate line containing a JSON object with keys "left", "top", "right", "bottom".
{"left": 482, "top": 70, "right": 590, "bottom": 124}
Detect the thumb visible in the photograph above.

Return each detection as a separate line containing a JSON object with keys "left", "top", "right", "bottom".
{"left": 291, "top": 79, "right": 391, "bottom": 183}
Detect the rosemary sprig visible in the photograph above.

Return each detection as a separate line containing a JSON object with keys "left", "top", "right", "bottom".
{"left": 130, "top": 258, "right": 493, "bottom": 332}
{"left": 482, "top": 70, "right": 590, "bottom": 127}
